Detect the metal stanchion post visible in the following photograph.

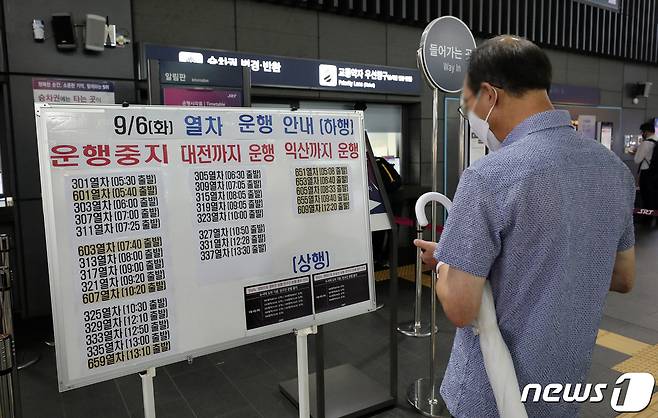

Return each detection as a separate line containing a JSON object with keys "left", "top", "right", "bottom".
{"left": 0, "top": 235, "right": 18, "bottom": 418}
{"left": 397, "top": 223, "right": 433, "bottom": 337}
{"left": 0, "top": 236, "right": 13, "bottom": 336}
{"left": 0, "top": 334, "right": 13, "bottom": 418}
{"left": 407, "top": 89, "right": 450, "bottom": 417}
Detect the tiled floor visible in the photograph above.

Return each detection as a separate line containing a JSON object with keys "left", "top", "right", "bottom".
{"left": 15, "top": 223, "right": 658, "bottom": 417}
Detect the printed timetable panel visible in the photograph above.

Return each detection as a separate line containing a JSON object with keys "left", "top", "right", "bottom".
{"left": 191, "top": 167, "right": 270, "bottom": 284}
{"left": 244, "top": 276, "right": 313, "bottom": 330}
{"left": 83, "top": 297, "right": 172, "bottom": 371}
{"left": 293, "top": 166, "right": 350, "bottom": 215}
{"left": 68, "top": 173, "right": 164, "bottom": 239}
{"left": 313, "top": 264, "right": 370, "bottom": 313}
{"left": 66, "top": 170, "right": 174, "bottom": 377}
{"left": 76, "top": 236, "right": 167, "bottom": 306}
{"left": 36, "top": 105, "right": 375, "bottom": 391}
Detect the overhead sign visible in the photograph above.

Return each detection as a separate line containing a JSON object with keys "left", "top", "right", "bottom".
{"left": 140, "top": 43, "right": 421, "bottom": 96}
{"left": 33, "top": 78, "right": 115, "bottom": 105}
{"left": 418, "top": 16, "right": 476, "bottom": 93}
{"left": 36, "top": 104, "right": 375, "bottom": 390}
{"left": 158, "top": 61, "right": 244, "bottom": 88}
{"left": 156, "top": 60, "right": 248, "bottom": 108}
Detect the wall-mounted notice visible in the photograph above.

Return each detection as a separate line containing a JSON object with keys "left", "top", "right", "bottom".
{"left": 36, "top": 105, "right": 375, "bottom": 391}
{"left": 162, "top": 87, "right": 243, "bottom": 107}
{"left": 33, "top": 78, "right": 115, "bottom": 104}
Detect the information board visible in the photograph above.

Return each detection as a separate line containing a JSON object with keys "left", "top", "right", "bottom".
{"left": 35, "top": 105, "right": 375, "bottom": 391}
{"left": 33, "top": 78, "right": 115, "bottom": 105}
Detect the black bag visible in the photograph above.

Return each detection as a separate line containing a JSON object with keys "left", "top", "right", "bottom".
{"left": 375, "top": 157, "right": 402, "bottom": 193}
{"left": 641, "top": 138, "right": 658, "bottom": 179}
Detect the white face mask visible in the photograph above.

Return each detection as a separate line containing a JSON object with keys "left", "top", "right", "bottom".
{"left": 467, "top": 88, "right": 501, "bottom": 152}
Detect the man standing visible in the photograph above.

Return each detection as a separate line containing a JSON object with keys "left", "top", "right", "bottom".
{"left": 415, "top": 36, "right": 636, "bottom": 417}
{"left": 634, "top": 121, "right": 657, "bottom": 213}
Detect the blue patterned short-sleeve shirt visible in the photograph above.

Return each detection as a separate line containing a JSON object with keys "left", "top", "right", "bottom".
{"left": 434, "top": 110, "right": 635, "bottom": 418}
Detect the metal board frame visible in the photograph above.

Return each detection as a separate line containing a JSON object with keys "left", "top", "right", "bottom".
{"left": 35, "top": 104, "right": 377, "bottom": 391}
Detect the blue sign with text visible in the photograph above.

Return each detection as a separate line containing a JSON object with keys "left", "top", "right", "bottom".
{"left": 140, "top": 43, "right": 420, "bottom": 96}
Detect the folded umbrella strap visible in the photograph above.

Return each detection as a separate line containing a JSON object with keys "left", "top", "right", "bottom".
{"left": 473, "top": 282, "right": 528, "bottom": 418}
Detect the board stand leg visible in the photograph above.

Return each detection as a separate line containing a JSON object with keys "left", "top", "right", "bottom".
{"left": 140, "top": 367, "right": 156, "bottom": 418}
{"left": 280, "top": 297, "right": 396, "bottom": 418}
{"left": 295, "top": 326, "right": 317, "bottom": 418}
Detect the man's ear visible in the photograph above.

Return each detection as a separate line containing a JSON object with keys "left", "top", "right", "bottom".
{"left": 479, "top": 82, "right": 497, "bottom": 105}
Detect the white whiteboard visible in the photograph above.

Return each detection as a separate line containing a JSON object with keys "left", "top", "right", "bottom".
{"left": 35, "top": 104, "right": 375, "bottom": 391}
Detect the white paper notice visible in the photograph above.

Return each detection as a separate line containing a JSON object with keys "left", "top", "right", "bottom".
{"left": 36, "top": 105, "right": 375, "bottom": 391}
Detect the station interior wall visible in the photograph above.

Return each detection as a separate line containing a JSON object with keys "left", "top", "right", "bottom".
{"left": 2, "top": 0, "right": 657, "bottom": 317}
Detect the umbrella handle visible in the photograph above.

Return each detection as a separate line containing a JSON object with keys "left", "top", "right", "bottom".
{"left": 414, "top": 192, "right": 453, "bottom": 226}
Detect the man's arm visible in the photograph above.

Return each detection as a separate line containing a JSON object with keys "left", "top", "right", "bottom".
{"left": 436, "top": 262, "right": 486, "bottom": 327}
{"left": 412, "top": 169, "right": 502, "bottom": 328}
{"left": 610, "top": 247, "right": 635, "bottom": 293}
{"left": 613, "top": 173, "right": 636, "bottom": 293}
{"left": 634, "top": 141, "right": 648, "bottom": 165}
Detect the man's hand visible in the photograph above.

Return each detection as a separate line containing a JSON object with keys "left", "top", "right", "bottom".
{"left": 413, "top": 239, "right": 438, "bottom": 269}
{"left": 413, "top": 239, "right": 488, "bottom": 327}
